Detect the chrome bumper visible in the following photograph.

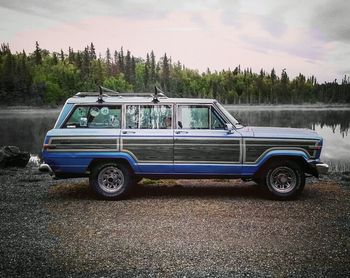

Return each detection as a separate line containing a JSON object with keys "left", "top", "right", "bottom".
{"left": 39, "top": 163, "right": 53, "bottom": 175}
{"left": 315, "top": 163, "right": 329, "bottom": 175}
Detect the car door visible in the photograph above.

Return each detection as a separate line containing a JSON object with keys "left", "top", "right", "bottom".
{"left": 121, "top": 103, "right": 174, "bottom": 174}
{"left": 174, "top": 104, "right": 242, "bottom": 175}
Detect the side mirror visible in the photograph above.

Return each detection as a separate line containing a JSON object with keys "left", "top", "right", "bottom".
{"left": 225, "top": 123, "right": 234, "bottom": 133}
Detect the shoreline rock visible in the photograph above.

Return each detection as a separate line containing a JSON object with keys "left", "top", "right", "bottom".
{"left": 0, "top": 146, "right": 30, "bottom": 168}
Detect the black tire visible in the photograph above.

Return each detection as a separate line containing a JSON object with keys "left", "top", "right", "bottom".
{"left": 262, "top": 160, "right": 305, "bottom": 200}
{"left": 89, "top": 162, "right": 134, "bottom": 200}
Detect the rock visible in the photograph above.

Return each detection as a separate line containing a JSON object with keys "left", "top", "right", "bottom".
{"left": 0, "top": 146, "right": 30, "bottom": 168}
{"left": 341, "top": 174, "right": 350, "bottom": 182}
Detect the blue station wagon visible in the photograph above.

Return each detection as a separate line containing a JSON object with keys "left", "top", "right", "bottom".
{"left": 40, "top": 88, "right": 328, "bottom": 200}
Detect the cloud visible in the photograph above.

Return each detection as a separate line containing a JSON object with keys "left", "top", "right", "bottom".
{"left": 241, "top": 33, "right": 325, "bottom": 61}
{"left": 310, "top": 0, "right": 350, "bottom": 43}
{"left": 0, "top": 0, "right": 240, "bottom": 20}
{"left": 260, "top": 16, "right": 287, "bottom": 38}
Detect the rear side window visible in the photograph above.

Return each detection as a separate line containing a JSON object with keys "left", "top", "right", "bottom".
{"left": 126, "top": 105, "right": 172, "bottom": 129}
{"left": 63, "top": 105, "right": 121, "bottom": 128}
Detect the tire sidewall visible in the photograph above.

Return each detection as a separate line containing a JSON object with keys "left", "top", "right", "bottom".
{"left": 90, "top": 163, "right": 133, "bottom": 199}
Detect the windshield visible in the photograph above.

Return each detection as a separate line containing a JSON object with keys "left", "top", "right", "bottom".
{"left": 215, "top": 102, "right": 244, "bottom": 128}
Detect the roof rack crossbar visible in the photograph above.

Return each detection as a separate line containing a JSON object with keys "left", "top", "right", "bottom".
{"left": 74, "top": 92, "right": 157, "bottom": 98}
{"left": 99, "top": 86, "right": 119, "bottom": 95}
{"left": 75, "top": 92, "right": 108, "bottom": 97}
{"left": 73, "top": 86, "right": 169, "bottom": 100}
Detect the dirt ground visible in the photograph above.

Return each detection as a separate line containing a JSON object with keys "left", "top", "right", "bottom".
{"left": 0, "top": 167, "right": 349, "bottom": 277}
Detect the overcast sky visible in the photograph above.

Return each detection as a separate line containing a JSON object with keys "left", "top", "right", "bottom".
{"left": 1, "top": 0, "right": 349, "bottom": 82}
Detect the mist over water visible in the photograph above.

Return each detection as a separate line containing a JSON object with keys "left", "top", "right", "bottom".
{"left": 0, "top": 106, "right": 349, "bottom": 171}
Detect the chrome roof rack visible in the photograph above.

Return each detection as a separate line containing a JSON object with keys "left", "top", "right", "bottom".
{"left": 73, "top": 86, "right": 168, "bottom": 103}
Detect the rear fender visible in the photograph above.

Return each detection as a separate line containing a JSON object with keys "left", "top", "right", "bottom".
{"left": 42, "top": 151, "right": 139, "bottom": 174}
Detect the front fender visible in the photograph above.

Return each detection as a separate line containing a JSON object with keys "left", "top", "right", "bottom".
{"left": 255, "top": 149, "right": 309, "bottom": 166}
{"left": 242, "top": 150, "right": 309, "bottom": 176}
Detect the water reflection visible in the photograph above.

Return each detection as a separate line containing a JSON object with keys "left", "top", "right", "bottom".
{"left": 0, "top": 110, "right": 58, "bottom": 156}
{"left": 231, "top": 109, "right": 350, "bottom": 137}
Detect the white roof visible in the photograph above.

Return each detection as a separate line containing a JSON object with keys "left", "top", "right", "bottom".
{"left": 66, "top": 95, "right": 216, "bottom": 104}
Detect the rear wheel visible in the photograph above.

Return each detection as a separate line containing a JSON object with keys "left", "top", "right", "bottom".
{"left": 262, "top": 161, "right": 305, "bottom": 200}
{"left": 89, "top": 163, "right": 134, "bottom": 200}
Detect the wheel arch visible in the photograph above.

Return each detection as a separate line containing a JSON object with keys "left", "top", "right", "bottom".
{"left": 87, "top": 155, "right": 138, "bottom": 174}
{"left": 253, "top": 153, "right": 315, "bottom": 180}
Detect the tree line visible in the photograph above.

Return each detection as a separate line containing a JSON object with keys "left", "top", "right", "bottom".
{"left": 0, "top": 41, "right": 349, "bottom": 105}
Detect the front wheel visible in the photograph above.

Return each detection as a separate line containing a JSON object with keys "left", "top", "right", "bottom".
{"left": 263, "top": 161, "right": 305, "bottom": 200}
{"left": 89, "top": 163, "right": 134, "bottom": 200}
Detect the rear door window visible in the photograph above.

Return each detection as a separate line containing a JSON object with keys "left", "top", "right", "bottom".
{"left": 126, "top": 105, "right": 172, "bottom": 129}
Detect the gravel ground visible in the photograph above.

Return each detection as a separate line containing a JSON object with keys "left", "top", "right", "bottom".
{"left": 0, "top": 167, "right": 349, "bottom": 277}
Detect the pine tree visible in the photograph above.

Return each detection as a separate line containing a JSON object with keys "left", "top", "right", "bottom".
{"left": 113, "top": 50, "right": 118, "bottom": 75}
{"left": 2, "top": 52, "right": 15, "bottom": 96}
{"left": 68, "top": 47, "right": 74, "bottom": 64}
{"left": 34, "top": 41, "right": 42, "bottom": 65}
{"left": 131, "top": 56, "right": 136, "bottom": 85}
{"left": 52, "top": 53, "right": 58, "bottom": 65}
{"left": 118, "top": 47, "right": 125, "bottom": 74}
{"left": 125, "top": 50, "right": 131, "bottom": 83}
{"left": 270, "top": 68, "right": 277, "bottom": 82}
{"left": 150, "top": 50, "right": 156, "bottom": 84}
{"left": 144, "top": 53, "right": 150, "bottom": 89}
{"left": 90, "top": 42, "right": 96, "bottom": 60}
{"left": 161, "top": 53, "right": 170, "bottom": 91}
{"left": 60, "top": 49, "right": 64, "bottom": 62}
{"left": 0, "top": 43, "right": 11, "bottom": 55}
{"left": 76, "top": 51, "right": 82, "bottom": 69}
{"left": 106, "top": 48, "right": 112, "bottom": 77}
{"left": 82, "top": 47, "right": 90, "bottom": 78}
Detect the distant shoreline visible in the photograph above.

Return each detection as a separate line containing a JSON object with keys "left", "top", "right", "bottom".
{"left": 224, "top": 104, "right": 350, "bottom": 111}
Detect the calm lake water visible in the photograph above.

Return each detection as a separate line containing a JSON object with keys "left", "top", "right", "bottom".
{"left": 0, "top": 106, "right": 349, "bottom": 171}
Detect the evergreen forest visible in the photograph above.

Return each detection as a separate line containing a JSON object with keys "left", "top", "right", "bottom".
{"left": 0, "top": 42, "right": 349, "bottom": 106}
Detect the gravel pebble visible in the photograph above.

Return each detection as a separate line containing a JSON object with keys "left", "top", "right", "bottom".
{"left": 0, "top": 167, "right": 349, "bottom": 277}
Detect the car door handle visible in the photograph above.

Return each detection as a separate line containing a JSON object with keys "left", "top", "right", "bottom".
{"left": 175, "top": 131, "right": 188, "bottom": 134}
{"left": 122, "top": 131, "right": 136, "bottom": 134}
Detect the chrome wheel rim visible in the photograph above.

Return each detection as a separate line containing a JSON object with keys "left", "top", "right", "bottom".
{"left": 269, "top": 166, "right": 297, "bottom": 193}
{"left": 97, "top": 166, "right": 124, "bottom": 193}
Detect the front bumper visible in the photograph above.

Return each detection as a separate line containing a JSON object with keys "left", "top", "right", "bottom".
{"left": 308, "top": 160, "right": 329, "bottom": 176}
{"left": 315, "top": 163, "right": 329, "bottom": 175}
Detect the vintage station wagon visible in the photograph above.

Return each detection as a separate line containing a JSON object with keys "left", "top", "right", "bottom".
{"left": 40, "top": 88, "right": 328, "bottom": 200}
